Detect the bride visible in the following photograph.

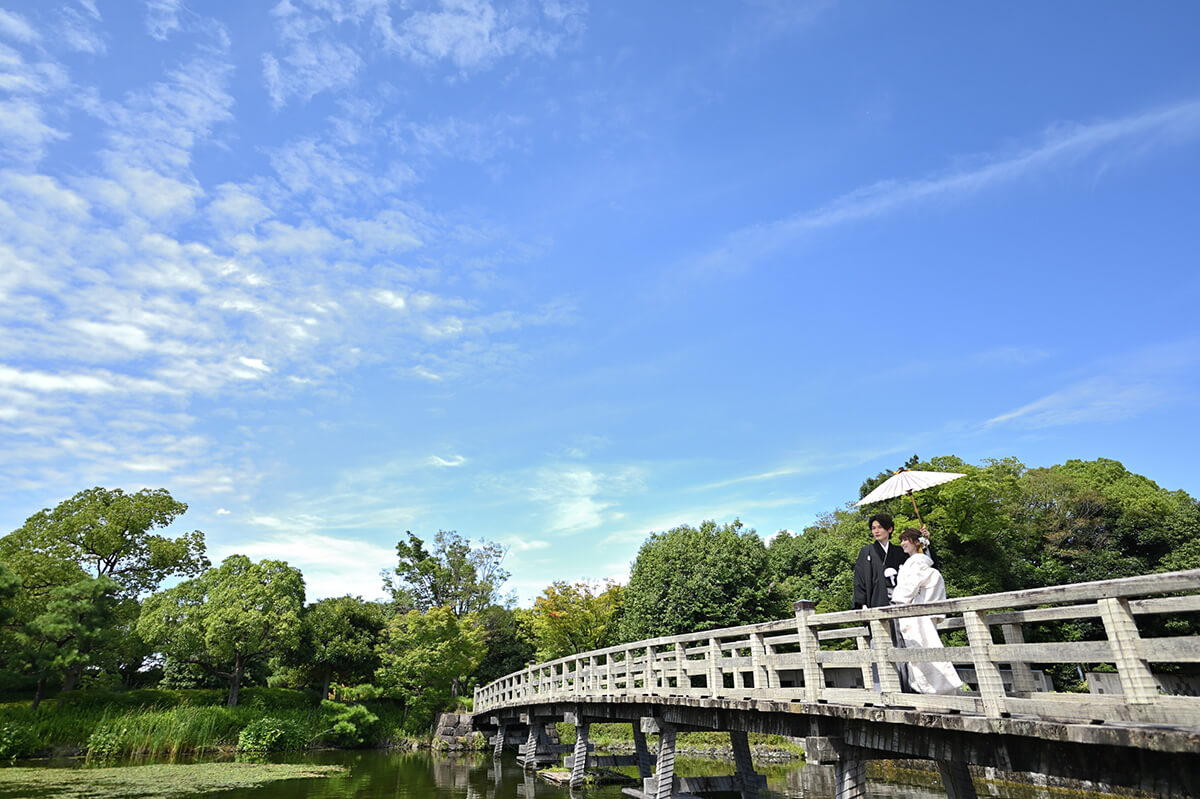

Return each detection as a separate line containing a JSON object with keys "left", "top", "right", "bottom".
{"left": 891, "top": 528, "right": 963, "bottom": 695}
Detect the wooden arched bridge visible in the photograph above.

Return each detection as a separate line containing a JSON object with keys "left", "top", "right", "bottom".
{"left": 474, "top": 569, "right": 1200, "bottom": 799}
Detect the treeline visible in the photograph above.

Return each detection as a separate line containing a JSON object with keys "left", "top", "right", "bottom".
{"left": 1, "top": 455, "right": 1197, "bottom": 729}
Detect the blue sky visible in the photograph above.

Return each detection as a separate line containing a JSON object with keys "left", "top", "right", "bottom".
{"left": 1, "top": 1, "right": 1198, "bottom": 604}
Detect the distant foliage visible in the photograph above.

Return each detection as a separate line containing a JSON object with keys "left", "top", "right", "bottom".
{"left": 236, "top": 717, "right": 307, "bottom": 752}
{"left": 524, "top": 580, "right": 623, "bottom": 660}
{"left": 617, "top": 520, "right": 788, "bottom": 642}
{"left": 318, "top": 700, "right": 380, "bottom": 747}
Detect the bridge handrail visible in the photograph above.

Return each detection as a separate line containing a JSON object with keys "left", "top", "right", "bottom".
{"left": 474, "top": 568, "right": 1200, "bottom": 727}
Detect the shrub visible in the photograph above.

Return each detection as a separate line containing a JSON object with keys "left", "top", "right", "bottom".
{"left": 85, "top": 726, "right": 126, "bottom": 761}
{"left": 0, "top": 722, "right": 35, "bottom": 761}
{"left": 337, "top": 684, "right": 381, "bottom": 702}
{"left": 318, "top": 701, "right": 380, "bottom": 748}
{"left": 236, "top": 717, "right": 307, "bottom": 752}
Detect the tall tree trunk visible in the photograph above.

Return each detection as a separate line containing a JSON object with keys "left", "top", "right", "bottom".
{"left": 61, "top": 663, "right": 83, "bottom": 693}
{"left": 227, "top": 657, "right": 244, "bottom": 707}
{"left": 31, "top": 676, "right": 47, "bottom": 710}
{"left": 451, "top": 676, "right": 460, "bottom": 698}
{"left": 321, "top": 671, "right": 333, "bottom": 702}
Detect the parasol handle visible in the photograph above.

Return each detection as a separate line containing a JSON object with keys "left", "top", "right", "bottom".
{"left": 907, "top": 490, "right": 924, "bottom": 527}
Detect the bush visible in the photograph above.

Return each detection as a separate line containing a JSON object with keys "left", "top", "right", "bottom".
{"left": 85, "top": 726, "right": 125, "bottom": 761}
{"left": 0, "top": 722, "right": 35, "bottom": 761}
{"left": 236, "top": 716, "right": 307, "bottom": 752}
{"left": 318, "top": 701, "right": 380, "bottom": 748}
{"left": 336, "top": 684, "right": 381, "bottom": 702}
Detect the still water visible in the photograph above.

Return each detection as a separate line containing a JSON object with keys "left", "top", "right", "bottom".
{"left": 16, "top": 750, "right": 947, "bottom": 799}
{"left": 6, "top": 749, "right": 1109, "bottom": 799}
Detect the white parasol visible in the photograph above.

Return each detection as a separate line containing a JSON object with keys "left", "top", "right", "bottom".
{"left": 854, "top": 469, "right": 965, "bottom": 526}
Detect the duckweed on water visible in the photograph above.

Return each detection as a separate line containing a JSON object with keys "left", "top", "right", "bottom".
{"left": 0, "top": 761, "right": 345, "bottom": 799}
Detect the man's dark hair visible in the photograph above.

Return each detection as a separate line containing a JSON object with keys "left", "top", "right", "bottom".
{"left": 868, "top": 513, "right": 894, "bottom": 532}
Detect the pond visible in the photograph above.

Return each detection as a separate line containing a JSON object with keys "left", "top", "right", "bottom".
{"left": 0, "top": 749, "right": 1118, "bottom": 799}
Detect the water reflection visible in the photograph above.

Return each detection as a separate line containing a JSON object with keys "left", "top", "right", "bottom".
{"left": 4, "top": 749, "right": 1126, "bottom": 799}
{"left": 198, "top": 750, "right": 954, "bottom": 799}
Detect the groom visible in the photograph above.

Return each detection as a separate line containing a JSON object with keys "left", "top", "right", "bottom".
{"left": 852, "top": 513, "right": 906, "bottom": 610}
{"left": 852, "top": 512, "right": 933, "bottom": 692}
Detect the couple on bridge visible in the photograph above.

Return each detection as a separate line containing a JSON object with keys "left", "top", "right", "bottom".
{"left": 852, "top": 512, "right": 963, "bottom": 695}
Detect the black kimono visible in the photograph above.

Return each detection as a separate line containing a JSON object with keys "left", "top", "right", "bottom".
{"left": 852, "top": 540, "right": 907, "bottom": 609}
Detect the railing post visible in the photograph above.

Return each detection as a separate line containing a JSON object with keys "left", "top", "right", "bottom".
{"left": 795, "top": 600, "right": 822, "bottom": 701}
{"left": 999, "top": 623, "right": 1037, "bottom": 694}
{"left": 855, "top": 631, "right": 872, "bottom": 691}
{"left": 1099, "top": 596, "right": 1159, "bottom": 704}
{"left": 868, "top": 618, "right": 902, "bottom": 695}
{"left": 708, "top": 637, "right": 723, "bottom": 697}
{"left": 750, "top": 632, "right": 768, "bottom": 690}
{"left": 964, "top": 610, "right": 1007, "bottom": 716}
{"left": 645, "top": 644, "right": 656, "bottom": 695}
{"left": 674, "top": 642, "right": 686, "bottom": 695}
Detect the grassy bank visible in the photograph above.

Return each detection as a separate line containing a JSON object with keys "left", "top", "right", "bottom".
{"left": 0, "top": 689, "right": 417, "bottom": 761}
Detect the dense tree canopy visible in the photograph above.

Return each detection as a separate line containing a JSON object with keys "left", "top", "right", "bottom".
{"left": 525, "top": 580, "right": 623, "bottom": 660}
{"left": 0, "top": 487, "right": 208, "bottom": 599}
{"left": 291, "top": 596, "right": 385, "bottom": 700}
{"left": 375, "top": 606, "right": 485, "bottom": 729}
{"left": 138, "top": 555, "right": 306, "bottom": 706}
{"left": 617, "top": 520, "right": 788, "bottom": 642}
{"left": 471, "top": 605, "right": 535, "bottom": 687}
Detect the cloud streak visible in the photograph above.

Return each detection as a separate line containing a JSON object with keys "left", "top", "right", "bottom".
{"left": 689, "top": 100, "right": 1200, "bottom": 276}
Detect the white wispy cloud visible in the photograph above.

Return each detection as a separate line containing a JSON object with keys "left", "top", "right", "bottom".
{"left": 145, "top": 0, "right": 184, "bottom": 40}
{"left": 688, "top": 99, "right": 1200, "bottom": 277}
{"left": 58, "top": 5, "right": 106, "bottom": 54}
{"left": 262, "top": 1, "right": 364, "bottom": 109}
{"left": 0, "top": 9, "right": 39, "bottom": 43}
{"left": 429, "top": 454, "right": 466, "bottom": 467}
{"left": 985, "top": 377, "right": 1166, "bottom": 429}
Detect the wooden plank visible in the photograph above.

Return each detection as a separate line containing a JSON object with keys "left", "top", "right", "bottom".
{"left": 1004, "top": 694, "right": 1200, "bottom": 726}
{"left": 817, "top": 626, "right": 869, "bottom": 641}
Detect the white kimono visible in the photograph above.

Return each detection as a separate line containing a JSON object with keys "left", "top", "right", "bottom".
{"left": 891, "top": 553, "right": 963, "bottom": 695}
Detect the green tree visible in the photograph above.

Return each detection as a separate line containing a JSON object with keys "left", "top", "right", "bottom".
{"left": 293, "top": 596, "right": 385, "bottom": 699}
{"left": 0, "top": 487, "right": 208, "bottom": 693}
{"left": 1, "top": 487, "right": 207, "bottom": 599}
{"left": 0, "top": 559, "right": 19, "bottom": 626}
{"left": 525, "top": 580, "right": 623, "bottom": 660}
{"left": 138, "top": 555, "right": 305, "bottom": 706}
{"left": 375, "top": 606, "right": 485, "bottom": 731}
{"left": 14, "top": 576, "right": 120, "bottom": 708}
{"left": 385, "top": 530, "right": 509, "bottom": 617}
{"left": 617, "top": 520, "right": 787, "bottom": 642}
{"left": 471, "top": 605, "right": 535, "bottom": 687}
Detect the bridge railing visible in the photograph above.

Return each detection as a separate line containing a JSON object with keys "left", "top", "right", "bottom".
{"left": 474, "top": 568, "right": 1200, "bottom": 726}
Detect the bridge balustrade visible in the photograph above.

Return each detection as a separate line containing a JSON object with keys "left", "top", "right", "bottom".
{"left": 475, "top": 568, "right": 1200, "bottom": 727}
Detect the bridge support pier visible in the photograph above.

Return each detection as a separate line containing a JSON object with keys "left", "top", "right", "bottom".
{"left": 650, "top": 718, "right": 676, "bottom": 799}
{"left": 935, "top": 760, "right": 978, "bottom": 799}
{"left": 632, "top": 723, "right": 654, "bottom": 781}
{"left": 569, "top": 710, "right": 591, "bottom": 789}
{"left": 516, "top": 714, "right": 560, "bottom": 770}
{"left": 493, "top": 723, "right": 506, "bottom": 759}
{"left": 730, "top": 730, "right": 762, "bottom": 799}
